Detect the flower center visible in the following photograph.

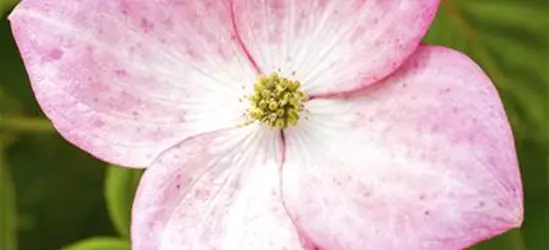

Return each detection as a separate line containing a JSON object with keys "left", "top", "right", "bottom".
{"left": 247, "top": 72, "right": 308, "bottom": 128}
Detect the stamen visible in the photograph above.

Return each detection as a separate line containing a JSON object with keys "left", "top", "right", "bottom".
{"left": 247, "top": 72, "right": 308, "bottom": 128}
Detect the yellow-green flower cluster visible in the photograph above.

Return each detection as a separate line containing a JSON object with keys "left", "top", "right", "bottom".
{"left": 248, "top": 73, "right": 308, "bottom": 128}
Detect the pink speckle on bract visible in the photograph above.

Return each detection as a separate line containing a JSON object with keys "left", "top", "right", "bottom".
{"left": 46, "top": 47, "right": 63, "bottom": 61}
{"left": 9, "top": 0, "right": 523, "bottom": 249}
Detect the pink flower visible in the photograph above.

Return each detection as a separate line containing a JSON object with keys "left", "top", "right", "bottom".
{"left": 10, "top": 0, "right": 523, "bottom": 249}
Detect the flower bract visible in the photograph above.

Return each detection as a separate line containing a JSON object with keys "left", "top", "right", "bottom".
{"left": 9, "top": 0, "right": 523, "bottom": 249}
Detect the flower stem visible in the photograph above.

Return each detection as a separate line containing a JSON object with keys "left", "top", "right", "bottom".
{"left": 508, "top": 229, "right": 526, "bottom": 250}
{"left": 0, "top": 116, "right": 55, "bottom": 133}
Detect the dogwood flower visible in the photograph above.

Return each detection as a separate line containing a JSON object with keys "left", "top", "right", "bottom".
{"left": 10, "top": 0, "right": 523, "bottom": 249}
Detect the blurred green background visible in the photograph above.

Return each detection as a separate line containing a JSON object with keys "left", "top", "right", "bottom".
{"left": 0, "top": 0, "right": 547, "bottom": 249}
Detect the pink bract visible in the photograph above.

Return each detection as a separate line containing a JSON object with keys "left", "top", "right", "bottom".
{"left": 9, "top": 0, "right": 523, "bottom": 250}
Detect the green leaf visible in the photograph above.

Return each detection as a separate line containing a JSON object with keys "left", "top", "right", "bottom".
{"left": 7, "top": 134, "right": 112, "bottom": 250}
{"left": 425, "top": 0, "right": 548, "bottom": 249}
{"left": 0, "top": 0, "right": 18, "bottom": 16}
{"left": 0, "top": 143, "right": 17, "bottom": 250}
{"left": 61, "top": 237, "right": 130, "bottom": 250}
{"left": 105, "top": 166, "right": 143, "bottom": 238}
